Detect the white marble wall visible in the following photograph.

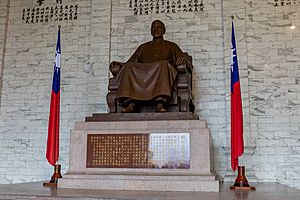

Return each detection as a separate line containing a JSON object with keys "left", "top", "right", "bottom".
{"left": 0, "top": 0, "right": 299, "bottom": 190}
{"left": 0, "top": 0, "right": 9, "bottom": 104}
{"left": 0, "top": 0, "right": 9, "bottom": 183}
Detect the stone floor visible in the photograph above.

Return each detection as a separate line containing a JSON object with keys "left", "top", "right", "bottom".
{"left": 0, "top": 181, "right": 299, "bottom": 200}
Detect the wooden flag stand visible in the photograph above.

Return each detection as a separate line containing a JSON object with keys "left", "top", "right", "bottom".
{"left": 43, "top": 164, "right": 63, "bottom": 187}
{"left": 230, "top": 166, "right": 256, "bottom": 190}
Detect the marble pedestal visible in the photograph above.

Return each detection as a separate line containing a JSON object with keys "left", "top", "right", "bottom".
{"left": 58, "top": 116, "right": 219, "bottom": 192}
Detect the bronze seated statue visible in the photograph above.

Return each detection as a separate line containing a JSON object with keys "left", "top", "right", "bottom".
{"left": 106, "top": 20, "right": 195, "bottom": 113}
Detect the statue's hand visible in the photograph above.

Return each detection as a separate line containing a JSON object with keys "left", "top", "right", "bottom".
{"left": 110, "top": 61, "right": 123, "bottom": 68}
{"left": 175, "top": 57, "right": 188, "bottom": 66}
{"left": 109, "top": 61, "right": 124, "bottom": 76}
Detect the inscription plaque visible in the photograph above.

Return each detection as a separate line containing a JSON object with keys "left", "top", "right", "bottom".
{"left": 86, "top": 133, "right": 190, "bottom": 169}
{"left": 87, "top": 134, "right": 149, "bottom": 168}
{"left": 148, "top": 133, "right": 190, "bottom": 168}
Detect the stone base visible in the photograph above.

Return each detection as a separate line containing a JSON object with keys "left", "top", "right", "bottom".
{"left": 223, "top": 174, "right": 258, "bottom": 183}
{"left": 60, "top": 173, "right": 219, "bottom": 192}
{"left": 85, "top": 112, "right": 199, "bottom": 121}
{"left": 59, "top": 116, "right": 219, "bottom": 192}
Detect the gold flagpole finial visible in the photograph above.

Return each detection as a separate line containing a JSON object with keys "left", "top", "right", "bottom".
{"left": 231, "top": 16, "right": 234, "bottom": 20}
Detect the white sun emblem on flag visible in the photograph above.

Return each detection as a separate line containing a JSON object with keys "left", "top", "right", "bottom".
{"left": 231, "top": 44, "right": 236, "bottom": 72}
{"left": 55, "top": 51, "right": 61, "bottom": 72}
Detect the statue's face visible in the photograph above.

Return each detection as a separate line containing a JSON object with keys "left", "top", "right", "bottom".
{"left": 151, "top": 21, "right": 165, "bottom": 39}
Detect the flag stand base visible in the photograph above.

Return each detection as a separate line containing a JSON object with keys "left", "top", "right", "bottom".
{"left": 230, "top": 166, "right": 256, "bottom": 191}
{"left": 43, "top": 164, "right": 63, "bottom": 187}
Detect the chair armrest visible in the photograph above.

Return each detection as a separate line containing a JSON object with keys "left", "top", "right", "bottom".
{"left": 181, "top": 52, "right": 193, "bottom": 74}
{"left": 109, "top": 61, "right": 124, "bottom": 76}
{"left": 176, "top": 63, "right": 193, "bottom": 74}
{"left": 108, "top": 78, "right": 119, "bottom": 91}
{"left": 176, "top": 61, "right": 193, "bottom": 90}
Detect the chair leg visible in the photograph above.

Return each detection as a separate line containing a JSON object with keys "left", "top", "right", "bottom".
{"left": 106, "top": 92, "right": 118, "bottom": 113}
{"left": 178, "top": 90, "right": 190, "bottom": 112}
{"left": 189, "top": 100, "right": 195, "bottom": 113}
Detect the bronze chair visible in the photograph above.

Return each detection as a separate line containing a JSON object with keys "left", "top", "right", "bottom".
{"left": 106, "top": 53, "right": 195, "bottom": 113}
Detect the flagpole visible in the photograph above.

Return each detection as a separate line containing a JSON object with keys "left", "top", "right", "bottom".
{"left": 57, "top": 24, "right": 62, "bottom": 168}
{"left": 57, "top": 25, "right": 61, "bottom": 167}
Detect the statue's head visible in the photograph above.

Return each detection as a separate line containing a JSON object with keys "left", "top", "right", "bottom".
{"left": 151, "top": 20, "right": 166, "bottom": 39}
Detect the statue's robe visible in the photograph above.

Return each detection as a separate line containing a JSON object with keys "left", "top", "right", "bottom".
{"left": 116, "top": 39, "right": 185, "bottom": 101}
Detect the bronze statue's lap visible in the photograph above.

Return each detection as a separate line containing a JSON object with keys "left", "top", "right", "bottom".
{"left": 117, "top": 60, "right": 177, "bottom": 101}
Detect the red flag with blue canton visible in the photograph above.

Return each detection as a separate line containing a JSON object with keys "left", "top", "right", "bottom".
{"left": 230, "top": 21, "right": 244, "bottom": 171}
{"left": 46, "top": 27, "right": 61, "bottom": 166}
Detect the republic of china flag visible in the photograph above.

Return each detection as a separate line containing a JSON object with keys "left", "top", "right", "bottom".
{"left": 46, "top": 26, "right": 61, "bottom": 166}
{"left": 230, "top": 21, "right": 244, "bottom": 171}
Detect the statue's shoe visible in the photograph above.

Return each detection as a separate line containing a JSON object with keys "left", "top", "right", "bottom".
{"left": 121, "top": 103, "right": 136, "bottom": 113}
{"left": 155, "top": 103, "right": 167, "bottom": 112}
